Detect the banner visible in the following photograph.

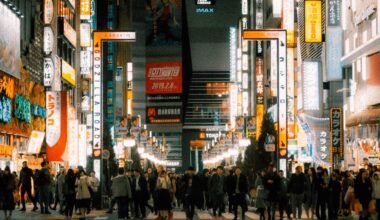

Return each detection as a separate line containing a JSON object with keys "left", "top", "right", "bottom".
{"left": 330, "top": 108, "right": 342, "bottom": 165}
{"left": 46, "top": 91, "right": 68, "bottom": 162}
{"left": 27, "top": 131, "right": 45, "bottom": 154}
{"left": 80, "top": 0, "right": 91, "bottom": 20}
{"left": 146, "top": 61, "right": 182, "bottom": 94}
{"left": 146, "top": 106, "right": 182, "bottom": 124}
{"left": 305, "top": 0, "right": 322, "bottom": 43}
{"left": 62, "top": 59, "right": 76, "bottom": 86}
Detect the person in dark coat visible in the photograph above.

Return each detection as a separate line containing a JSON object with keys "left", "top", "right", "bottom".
{"left": 278, "top": 170, "right": 291, "bottom": 220}
{"left": 19, "top": 161, "right": 38, "bottom": 211}
{"left": 1, "top": 166, "right": 16, "bottom": 219}
{"left": 288, "top": 165, "right": 306, "bottom": 219}
{"left": 209, "top": 166, "right": 225, "bottom": 219}
{"left": 201, "top": 169, "right": 211, "bottom": 210}
{"left": 231, "top": 167, "right": 248, "bottom": 220}
{"left": 316, "top": 167, "right": 328, "bottom": 220}
{"left": 355, "top": 169, "right": 372, "bottom": 220}
{"left": 132, "top": 169, "right": 148, "bottom": 218}
{"left": 63, "top": 169, "right": 77, "bottom": 219}
{"left": 328, "top": 172, "right": 341, "bottom": 220}
{"left": 304, "top": 167, "right": 318, "bottom": 220}
{"left": 181, "top": 167, "right": 202, "bottom": 220}
{"left": 225, "top": 169, "right": 235, "bottom": 213}
{"left": 37, "top": 161, "right": 52, "bottom": 214}
{"left": 263, "top": 164, "right": 280, "bottom": 220}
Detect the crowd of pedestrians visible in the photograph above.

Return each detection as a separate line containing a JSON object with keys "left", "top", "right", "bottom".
{"left": 3, "top": 160, "right": 380, "bottom": 220}
{"left": 0, "top": 161, "right": 99, "bottom": 220}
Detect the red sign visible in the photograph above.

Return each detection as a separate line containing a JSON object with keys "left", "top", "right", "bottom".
{"left": 46, "top": 91, "right": 68, "bottom": 162}
{"left": 146, "top": 61, "right": 182, "bottom": 94}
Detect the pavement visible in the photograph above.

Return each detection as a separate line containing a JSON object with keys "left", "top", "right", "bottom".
{"left": 6, "top": 204, "right": 363, "bottom": 220}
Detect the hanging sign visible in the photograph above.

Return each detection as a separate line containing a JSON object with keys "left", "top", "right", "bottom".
{"left": 43, "top": 26, "right": 54, "bottom": 54}
{"left": 43, "top": 0, "right": 54, "bottom": 24}
{"left": 44, "top": 57, "right": 54, "bottom": 86}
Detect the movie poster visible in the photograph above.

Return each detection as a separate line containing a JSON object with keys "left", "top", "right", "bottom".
{"left": 145, "top": 0, "right": 182, "bottom": 46}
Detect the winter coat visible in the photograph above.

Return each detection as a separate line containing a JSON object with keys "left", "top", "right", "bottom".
{"left": 355, "top": 177, "right": 372, "bottom": 208}
{"left": 288, "top": 173, "right": 306, "bottom": 194}
{"left": 263, "top": 172, "right": 280, "bottom": 202}
{"left": 19, "top": 167, "right": 34, "bottom": 188}
{"left": 76, "top": 176, "right": 91, "bottom": 200}
{"left": 111, "top": 175, "right": 132, "bottom": 199}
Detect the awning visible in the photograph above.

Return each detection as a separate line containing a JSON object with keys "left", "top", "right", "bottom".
{"left": 346, "top": 108, "right": 380, "bottom": 127}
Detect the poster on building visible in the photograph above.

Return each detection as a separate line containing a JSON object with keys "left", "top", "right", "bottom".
{"left": 27, "top": 131, "right": 45, "bottom": 154}
{"left": 304, "top": 0, "right": 322, "bottom": 43}
{"left": 46, "top": 91, "right": 68, "bottom": 162}
{"left": 145, "top": 0, "right": 182, "bottom": 46}
{"left": 146, "top": 106, "right": 182, "bottom": 124}
{"left": 0, "top": 2, "right": 21, "bottom": 78}
{"left": 330, "top": 108, "right": 342, "bottom": 165}
{"left": 326, "top": 28, "right": 343, "bottom": 80}
{"left": 67, "top": 119, "right": 79, "bottom": 167}
{"left": 235, "top": 116, "right": 245, "bottom": 134}
{"left": 246, "top": 116, "right": 256, "bottom": 137}
{"left": 327, "top": 0, "right": 341, "bottom": 26}
{"left": 146, "top": 61, "right": 182, "bottom": 94}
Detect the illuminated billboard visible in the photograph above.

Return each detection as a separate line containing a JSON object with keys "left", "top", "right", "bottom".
{"left": 303, "top": 61, "right": 320, "bottom": 110}
{"left": 146, "top": 61, "right": 182, "bottom": 94}
{"left": 61, "top": 59, "right": 76, "bottom": 86}
{"left": 305, "top": 0, "right": 322, "bottom": 43}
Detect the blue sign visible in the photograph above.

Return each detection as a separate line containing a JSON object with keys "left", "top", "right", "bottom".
{"left": 0, "top": 97, "right": 12, "bottom": 123}
{"left": 196, "top": 8, "right": 215, "bottom": 13}
{"left": 15, "top": 94, "right": 31, "bottom": 123}
{"left": 31, "top": 104, "right": 47, "bottom": 118}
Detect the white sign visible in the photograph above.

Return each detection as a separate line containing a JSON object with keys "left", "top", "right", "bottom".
{"left": 63, "top": 19, "right": 77, "bottom": 47}
{"left": 27, "top": 131, "right": 45, "bottom": 154}
{"left": 43, "top": 26, "right": 54, "bottom": 54}
{"left": 230, "top": 84, "right": 238, "bottom": 128}
{"left": 278, "top": 32, "right": 287, "bottom": 157}
{"left": 270, "top": 40, "right": 277, "bottom": 95}
{"left": 273, "top": 0, "right": 283, "bottom": 17}
{"left": 242, "top": 0, "right": 248, "bottom": 15}
{"left": 80, "top": 50, "right": 91, "bottom": 75}
{"left": 326, "top": 27, "right": 343, "bottom": 80}
{"left": 43, "top": 0, "right": 54, "bottom": 24}
{"left": 46, "top": 91, "right": 61, "bottom": 146}
{"left": 44, "top": 57, "right": 54, "bottom": 86}
{"left": 303, "top": 62, "right": 320, "bottom": 111}
{"left": 78, "top": 125, "right": 87, "bottom": 167}
{"left": 52, "top": 55, "right": 62, "bottom": 91}
{"left": 80, "top": 23, "right": 91, "bottom": 47}
{"left": 68, "top": 0, "right": 76, "bottom": 9}
{"left": 230, "top": 27, "right": 237, "bottom": 82}
{"left": 67, "top": 120, "right": 79, "bottom": 167}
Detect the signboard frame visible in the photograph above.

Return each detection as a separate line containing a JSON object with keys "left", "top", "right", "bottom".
{"left": 243, "top": 29, "right": 288, "bottom": 170}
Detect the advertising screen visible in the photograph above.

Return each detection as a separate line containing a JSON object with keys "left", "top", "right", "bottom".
{"left": 146, "top": 61, "right": 182, "bottom": 94}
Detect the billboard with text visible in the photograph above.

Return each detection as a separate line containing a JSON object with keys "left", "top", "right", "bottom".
{"left": 146, "top": 61, "right": 182, "bottom": 94}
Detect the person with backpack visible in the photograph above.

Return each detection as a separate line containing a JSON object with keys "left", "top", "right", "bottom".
{"left": 37, "top": 161, "right": 52, "bottom": 214}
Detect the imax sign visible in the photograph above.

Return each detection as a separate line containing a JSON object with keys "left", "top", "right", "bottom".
{"left": 196, "top": 8, "right": 215, "bottom": 13}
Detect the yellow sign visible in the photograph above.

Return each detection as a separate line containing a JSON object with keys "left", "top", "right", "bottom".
{"left": 305, "top": 0, "right": 322, "bottom": 43}
{"left": 256, "top": 104, "right": 264, "bottom": 140}
{"left": 80, "top": 0, "right": 91, "bottom": 20}
{"left": 61, "top": 59, "right": 76, "bottom": 86}
{"left": 0, "top": 75, "right": 15, "bottom": 98}
{"left": 0, "top": 145, "right": 13, "bottom": 158}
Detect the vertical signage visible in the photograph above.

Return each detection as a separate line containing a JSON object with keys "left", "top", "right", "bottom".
{"left": 242, "top": 0, "right": 248, "bottom": 15}
{"left": 273, "top": 0, "right": 283, "bottom": 18}
{"left": 278, "top": 32, "right": 287, "bottom": 158}
{"left": 287, "top": 48, "right": 295, "bottom": 139}
{"left": 284, "top": 0, "right": 295, "bottom": 46}
{"left": 303, "top": 62, "right": 320, "bottom": 110}
{"left": 330, "top": 108, "right": 342, "bottom": 166}
{"left": 67, "top": 119, "right": 79, "bottom": 167}
{"left": 305, "top": 0, "right": 322, "bottom": 43}
{"left": 80, "top": 23, "right": 91, "bottom": 47}
{"left": 93, "top": 32, "right": 136, "bottom": 156}
{"left": 80, "top": 0, "right": 91, "bottom": 20}
{"left": 44, "top": 57, "right": 54, "bottom": 87}
{"left": 327, "top": 0, "right": 341, "bottom": 26}
{"left": 43, "top": 0, "right": 54, "bottom": 24}
{"left": 43, "top": 27, "right": 54, "bottom": 54}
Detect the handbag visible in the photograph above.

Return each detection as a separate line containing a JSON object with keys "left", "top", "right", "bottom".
{"left": 344, "top": 186, "right": 354, "bottom": 204}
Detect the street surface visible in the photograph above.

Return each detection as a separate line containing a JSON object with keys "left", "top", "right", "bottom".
{"left": 7, "top": 204, "right": 361, "bottom": 220}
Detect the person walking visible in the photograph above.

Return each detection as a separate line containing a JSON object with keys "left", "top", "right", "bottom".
{"left": 328, "top": 172, "right": 341, "bottom": 220}
{"left": 88, "top": 171, "right": 100, "bottom": 211}
{"left": 19, "top": 161, "right": 38, "bottom": 212}
{"left": 278, "top": 170, "right": 291, "bottom": 220}
{"left": 132, "top": 169, "right": 148, "bottom": 219}
{"left": 75, "top": 170, "right": 91, "bottom": 220}
{"left": 1, "top": 166, "right": 16, "bottom": 219}
{"left": 111, "top": 167, "right": 132, "bottom": 220}
{"left": 304, "top": 168, "right": 318, "bottom": 220}
{"left": 52, "top": 167, "right": 66, "bottom": 214}
{"left": 355, "top": 169, "right": 372, "bottom": 220}
{"left": 37, "top": 161, "right": 52, "bottom": 214}
{"left": 156, "top": 170, "right": 172, "bottom": 220}
{"left": 225, "top": 169, "right": 235, "bottom": 213}
{"left": 263, "top": 164, "right": 280, "bottom": 220}
{"left": 181, "top": 166, "right": 202, "bottom": 220}
{"left": 209, "top": 166, "right": 225, "bottom": 220}
{"left": 231, "top": 167, "right": 248, "bottom": 220}
{"left": 288, "top": 165, "right": 306, "bottom": 220}
{"left": 372, "top": 172, "right": 380, "bottom": 220}
{"left": 255, "top": 170, "right": 267, "bottom": 220}
{"left": 63, "top": 169, "right": 76, "bottom": 219}
{"left": 316, "top": 167, "right": 329, "bottom": 220}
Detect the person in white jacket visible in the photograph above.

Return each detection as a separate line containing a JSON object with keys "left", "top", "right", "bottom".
{"left": 372, "top": 172, "right": 380, "bottom": 220}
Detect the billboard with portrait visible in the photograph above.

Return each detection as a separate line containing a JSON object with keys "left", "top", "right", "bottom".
{"left": 145, "top": 0, "right": 182, "bottom": 46}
